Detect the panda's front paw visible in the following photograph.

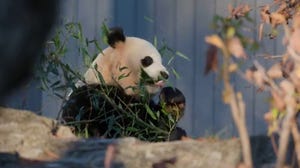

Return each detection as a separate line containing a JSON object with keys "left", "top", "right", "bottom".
{"left": 159, "top": 87, "right": 186, "bottom": 120}
{"left": 168, "top": 126, "right": 187, "bottom": 141}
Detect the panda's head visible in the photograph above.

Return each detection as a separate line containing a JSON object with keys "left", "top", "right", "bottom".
{"left": 128, "top": 41, "right": 170, "bottom": 94}
{"left": 86, "top": 27, "right": 169, "bottom": 95}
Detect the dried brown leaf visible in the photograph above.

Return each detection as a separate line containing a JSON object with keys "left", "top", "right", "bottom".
{"left": 229, "top": 63, "right": 238, "bottom": 73}
{"left": 205, "top": 34, "right": 225, "bottom": 50}
{"left": 204, "top": 45, "right": 218, "bottom": 75}
{"left": 227, "top": 37, "right": 247, "bottom": 59}
{"left": 245, "top": 69, "right": 254, "bottom": 82}
{"left": 267, "top": 63, "right": 283, "bottom": 79}
{"left": 229, "top": 4, "right": 251, "bottom": 19}
{"left": 253, "top": 70, "right": 265, "bottom": 87}
{"left": 260, "top": 5, "right": 271, "bottom": 24}
{"left": 258, "top": 23, "right": 264, "bottom": 41}
{"left": 270, "top": 13, "right": 286, "bottom": 27}
{"left": 264, "top": 111, "right": 273, "bottom": 123}
{"left": 289, "top": 28, "right": 300, "bottom": 53}
{"left": 276, "top": 2, "right": 287, "bottom": 13}
{"left": 281, "top": 59, "right": 294, "bottom": 78}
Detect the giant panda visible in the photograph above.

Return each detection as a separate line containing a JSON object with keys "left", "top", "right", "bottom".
{"left": 83, "top": 27, "right": 169, "bottom": 96}
{"left": 62, "top": 27, "right": 186, "bottom": 141}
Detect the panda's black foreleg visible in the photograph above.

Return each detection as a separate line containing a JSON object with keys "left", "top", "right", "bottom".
{"left": 168, "top": 126, "right": 187, "bottom": 141}
{"left": 157, "top": 86, "right": 187, "bottom": 141}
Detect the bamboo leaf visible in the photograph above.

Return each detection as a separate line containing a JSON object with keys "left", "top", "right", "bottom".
{"left": 50, "top": 80, "right": 60, "bottom": 88}
{"left": 118, "top": 72, "right": 131, "bottom": 80}
{"left": 144, "top": 16, "right": 154, "bottom": 23}
{"left": 176, "top": 51, "right": 190, "bottom": 61}
{"left": 167, "top": 56, "right": 174, "bottom": 65}
{"left": 145, "top": 104, "right": 157, "bottom": 120}
{"left": 171, "top": 67, "right": 180, "bottom": 79}
{"left": 153, "top": 36, "right": 158, "bottom": 48}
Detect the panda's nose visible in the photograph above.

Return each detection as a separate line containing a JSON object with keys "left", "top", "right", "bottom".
{"left": 160, "top": 71, "right": 169, "bottom": 79}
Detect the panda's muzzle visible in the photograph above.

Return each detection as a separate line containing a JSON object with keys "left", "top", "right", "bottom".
{"left": 160, "top": 71, "right": 169, "bottom": 80}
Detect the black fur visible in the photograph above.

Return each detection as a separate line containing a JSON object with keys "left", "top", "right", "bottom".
{"left": 169, "top": 127, "right": 187, "bottom": 140}
{"left": 62, "top": 84, "right": 139, "bottom": 137}
{"left": 160, "top": 87, "right": 185, "bottom": 106}
{"left": 158, "top": 87, "right": 185, "bottom": 119}
{"left": 107, "top": 27, "right": 126, "bottom": 48}
{"left": 158, "top": 87, "right": 186, "bottom": 141}
{"left": 141, "top": 56, "right": 153, "bottom": 67}
{"left": 61, "top": 85, "right": 187, "bottom": 140}
{"left": 0, "top": 0, "right": 59, "bottom": 101}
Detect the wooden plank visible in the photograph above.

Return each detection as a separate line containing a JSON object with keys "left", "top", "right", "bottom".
{"left": 193, "top": 0, "right": 216, "bottom": 137}
{"left": 114, "top": 0, "right": 137, "bottom": 36}
{"left": 41, "top": 0, "right": 78, "bottom": 118}
{"left": 136, "top": 1, "right": 155, "bottom": 41}
{"left": 77, "top": 0, "right": 97, "bottom": 72}
{"left": 214, "top": 0, "right": 235, "bottom": 138}
{"left": 154, "top": 0, "right": 177, "bottom": 84}
{"left": 253, "top": 0, "right": 274, "bottom": 135}
{"left": 95, "top": 0, "right": 114, "bottom": 42}
{"left": 153, "top": 0, "right": 181, "bottom": 130}
{"left": 233, "top": 0, "right": 257, "bottom": 136}
{"left": 174, "top": 0, "right": 196, "bottom": 136}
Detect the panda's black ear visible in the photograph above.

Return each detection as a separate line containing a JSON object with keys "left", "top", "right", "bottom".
{"left": 107, "top": 27, "right": 126, "bottom": 48}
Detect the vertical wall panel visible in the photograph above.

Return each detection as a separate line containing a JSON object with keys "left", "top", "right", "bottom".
{"left": 136, "top": 1, "right": 155, "bottom": 41}
{"left": 77, "top": 0, "right": 97, "bottom": 72}
{"left": 254, "top": 0, "right": 274, "bottom": 135}
{"left": 174, "top": 0, "right": 196, "bottom": 136}
{"left": 114, "top": 0, "right": 137, "bottom": 36}
{"left": 234, "top": 0, "right": 257, "bottom": 136}
{"left": 193, "top": 0, "right": 216, "bottom": 137}
{"left": 95, "top": 0, "right": 114, "bottom": 39}
{"left": 41, "top": 0, "right": 79, "bottom": 118}
{"left": 154, "top": 0, "right": 177, "bottom": 85}
{"left": 214, "top": 0, "right": 236, "bottom": 138}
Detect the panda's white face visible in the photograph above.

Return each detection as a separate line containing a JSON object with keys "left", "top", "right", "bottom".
{"left": 83, "top": 35, "right": 169, "bottom": 96}
{"left": 124, "top": 37, "right": 169, "bottom": 94}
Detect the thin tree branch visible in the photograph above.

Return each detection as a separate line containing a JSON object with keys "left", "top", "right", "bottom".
{"left": 276, "top": 95, "right": 297, "bottom": 168}
{"left": 291, "top": 119, "right": 300, "bottom": 166}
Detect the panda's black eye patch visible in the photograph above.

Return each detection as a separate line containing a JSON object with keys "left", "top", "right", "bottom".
{"left": 141, "top": 56, "right": 153, "bottom": 67}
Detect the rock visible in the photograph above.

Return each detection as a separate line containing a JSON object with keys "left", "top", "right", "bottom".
{"left": 113, "top": 138, "right": 242, "bottom": 168}
{"left": 0, "top": 107, "right": 76, "bottom": 160}
{"left": 0, "top": 107, "right": 242, "bottom": 168}
{"left": 0, "top": 0, "right": 59, "bottom": 101}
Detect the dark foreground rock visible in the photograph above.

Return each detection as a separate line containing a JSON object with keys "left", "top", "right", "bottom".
{"left": 0, "top": 1, "right": 59, "bottom": 101}
{"left": 0, "top": 107, "right": 242, "bottom": 168}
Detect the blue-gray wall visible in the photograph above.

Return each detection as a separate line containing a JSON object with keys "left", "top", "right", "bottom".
{"left": 5, "top": 0, "right": 280, "bottom": 138}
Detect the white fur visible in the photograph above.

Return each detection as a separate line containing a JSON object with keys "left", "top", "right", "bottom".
{"left": 83, "top": 37, "right": 168, "bottom": 95}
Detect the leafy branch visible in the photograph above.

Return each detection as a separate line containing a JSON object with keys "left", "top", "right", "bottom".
{"left": 205, "top": 1, "right": 300, "bottom": 167}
